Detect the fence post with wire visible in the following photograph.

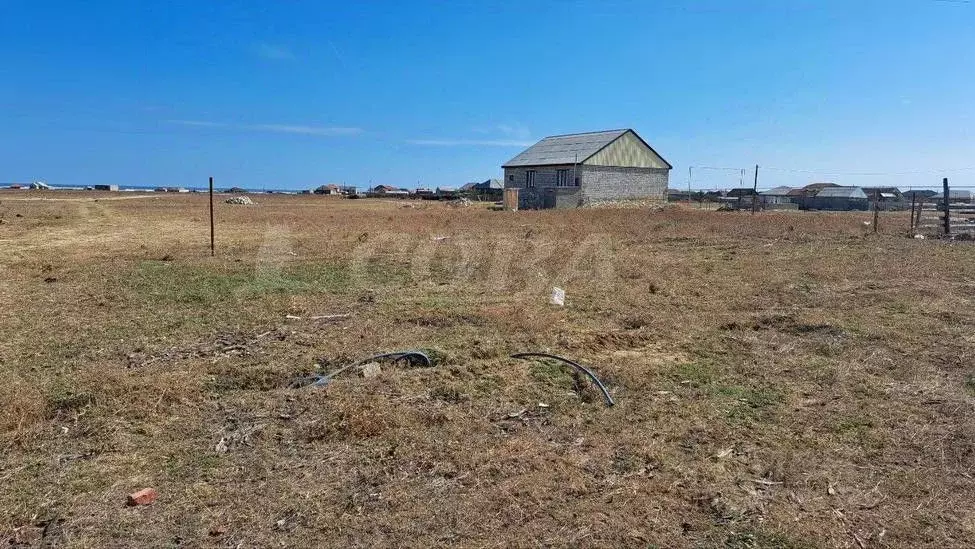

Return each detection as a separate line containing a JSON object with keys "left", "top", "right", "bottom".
{"left": 914, "top": 178, "right": 975, "bottom": 238}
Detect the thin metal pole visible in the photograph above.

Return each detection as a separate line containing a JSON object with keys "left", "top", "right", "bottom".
{"left": 751, "top": 164, "right": 759, "bottom": 214}
{"left": 687, "top": 166, "right": 692, "bottom": 205}
{"left": 209, "top": 176, "right": 215, "bottom": 256}
{"left": 873, "top": 200, "right": 879, "bottom": 234}
{"left": 910, "top": 193, "right": 917, "bottom": 234}
{"left": 943, "top": 177, "right": 950, "bottom": 236}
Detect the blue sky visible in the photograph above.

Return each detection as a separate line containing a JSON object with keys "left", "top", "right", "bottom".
{"left": 2, "top": 0, "right": 974, "bottom": 190}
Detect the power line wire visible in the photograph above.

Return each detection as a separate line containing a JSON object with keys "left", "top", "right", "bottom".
{"left": 762, "top": 166, "right": 975, "bottom": 177}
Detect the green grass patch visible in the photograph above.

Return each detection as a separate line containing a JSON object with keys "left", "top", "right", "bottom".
{"left": 129, "top": 260, "right": 352, "bottom": 305}
{"left": 529, "top": 360, "right": 577, "bottom": 391}
{"left": 715, "top": 385, "right": 784, "bottom": 423}
{"left": 668, "top": 360, "right": 717, "bottom": 387}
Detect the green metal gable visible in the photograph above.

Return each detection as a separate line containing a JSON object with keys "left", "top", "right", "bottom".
{"left": 583, "top": 130, "right": 669, "bottom": 169}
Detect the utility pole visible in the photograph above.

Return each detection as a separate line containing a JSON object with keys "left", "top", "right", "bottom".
{"left": 909, "top": 192, "right": 917, "bottom": 234}
{"left": 208, "top": 176, "right": 215, "bottom": 256}
{"left": 687, "top": 166, "right": 693, "bottom": 205}
{"left": 751, "top": 164, "right": 759, "bottom": 214}
{"left": 943, "top": 177, "right": 951, "bottom": 236}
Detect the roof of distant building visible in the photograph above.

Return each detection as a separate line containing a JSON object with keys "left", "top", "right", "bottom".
{"left": 932, "top": 190, "right": 973, "bottom": 199}
{"left": 815, "top": 186, "right": 868, "bottom": 199}
{"left": 761, "top": 186, "right": 794, "bottom": 196}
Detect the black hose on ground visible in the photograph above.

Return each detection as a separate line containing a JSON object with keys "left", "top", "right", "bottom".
{"left": 510, "top": 352, "right": 616, "bottom": 407}
{"left": 291, "top": 350, "right": 432, "bottom": 388}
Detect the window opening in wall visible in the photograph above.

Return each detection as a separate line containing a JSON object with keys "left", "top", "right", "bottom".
{"left": 556, "top": 169, "right": 569, "bottom": 187}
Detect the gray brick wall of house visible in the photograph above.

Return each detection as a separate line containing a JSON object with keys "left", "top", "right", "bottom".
{"left": 503, "top": 165, "right": 581, "bottom": 209}
{"left": 504, "top": 164, "right": 668, "bottom": 209}
{"left": 579, "top": 165, "right": 668, "bottom": 205}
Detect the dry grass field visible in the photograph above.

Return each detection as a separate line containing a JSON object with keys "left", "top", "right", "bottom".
{"left": 1, "top": 191, "right": 973, "bottom": 548}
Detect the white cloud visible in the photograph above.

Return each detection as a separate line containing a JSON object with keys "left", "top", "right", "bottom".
{"left": 168, "top": 120, "right": 363, "bottom": 137}
{"left": 407, "top": 138, "right": 533, "bottom": 147}
{"left": 255, "top": 42, "right": 295, "bottom": 60}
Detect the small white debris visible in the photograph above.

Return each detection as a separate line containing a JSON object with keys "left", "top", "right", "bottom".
{"left": 430, "top": 236, "right": 450, "bottom": 241}
{"left": 550, "top": 286, "right": 565, "bottom": 306}
{"left": 359, "top": 362, "right": 381, "bottom": 379}
{"left": 715, "top": 448, "right": 734, "bottom": 459}
{"left": 537, "top": 402, "right": 550, "bottom": 409}
{"left": 914, "top": 234, "right": 925, "bottom": 239}
{"left": 827, "top": 483, "right": 837, "bottom": 496}
{"left": 310, "top": 313, "right": 352, "bottom": 321}
{"left": 284, "top": 314, "right": 301, "bottom": 320}
{"left": 215, "top": 437, "right": 229, "bottom": 453}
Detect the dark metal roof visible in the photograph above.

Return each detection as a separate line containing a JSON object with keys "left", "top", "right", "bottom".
{"left": 502, "top": 129, "right": 629, "bottom": 167}
{"left": 461, "top": 179, "right": 503, "bottom": 191}
{"left": 727, "top": 188, "right": 758, "bottom": 197}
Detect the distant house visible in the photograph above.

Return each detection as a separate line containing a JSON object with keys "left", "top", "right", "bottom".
{"left": 93, "top": 184, "right": 119, "bottom": 192}
{"left": 314, "top": 184, "right": 342, "bottom": 195}
{"left": 726, "top": 188, "right": 757, "bottom": 198}
{"left": 667, "top": 188, "right": 692, "bottom": 202}
{"left": 502, "top": 128, "right": 672, "bottom": 209}
{"left": 902, "top": 190, "right": 938, "bottom": 202}
{"left": 794, "top": 182, "right": 840, "bottom": 202}
{"left": 436, "top": 188, "right": 461, "bottom": 200}
{"left": 806, "top": 186, "right": 869, "bottom": 211}
{"left": 862, "top": 186, "right": 906, "bottom": 210}
{"left": 789, "top": 183, "right": 842, "bottom": 210}
{"left": 760, "top": 186, "right": 797, "bottom": 209}
{"left": 226, "top": 187, "right": 248, "bottom": 194}
{"left": 368, "top": 185, "right": 409, "bottom": 198}
{"left": 862, "top": 186, "right": 903, "bottom": 202}
{"left": 716, "top": 188, "right": 760, "bottom": 210}
{"left": 460, "top": 178, "right": 504, "bottom": 200}
{"left": 931, "top": 190, "right": 974, "bottom": 204}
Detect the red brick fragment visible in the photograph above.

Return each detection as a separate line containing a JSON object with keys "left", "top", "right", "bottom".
{"left": 127, "top": 488, "right": 158, "bottom": 506}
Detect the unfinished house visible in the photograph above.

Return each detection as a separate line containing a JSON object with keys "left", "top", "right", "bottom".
{"left": 760, "top": 186, "right": 798, "bottom": 210}
{"left": 502, "top": 129, "right": 671, "bottom": 209}
{"left": 805, "top": 187, "right": 870, "bottom": 211}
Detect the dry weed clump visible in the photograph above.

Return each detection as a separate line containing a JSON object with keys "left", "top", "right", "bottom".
{"left": 0, "top": 191, "right": 973, "bottom": 547}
